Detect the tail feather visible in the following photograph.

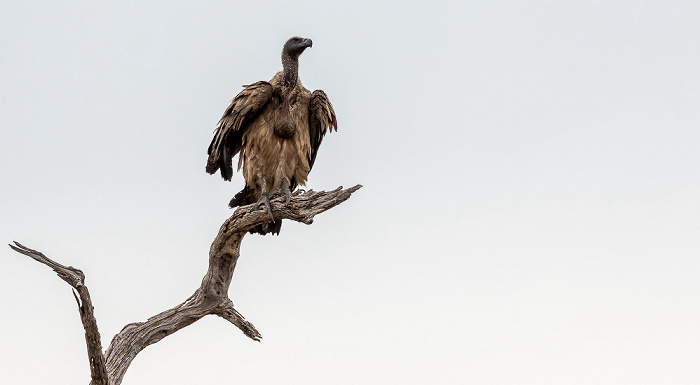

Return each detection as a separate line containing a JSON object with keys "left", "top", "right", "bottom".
{"left": 249, "top": 220, "right": 282, "bottom": 236}
{"left": 228, "top": 185, "right": 252, "bottom": 208}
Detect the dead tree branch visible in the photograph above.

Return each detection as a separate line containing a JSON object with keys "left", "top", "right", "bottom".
{"left": 9, "top": 242, "right": 109, "bottom": 385}
{"left": 9, "top": 184, "right": 361, "bottom": 385}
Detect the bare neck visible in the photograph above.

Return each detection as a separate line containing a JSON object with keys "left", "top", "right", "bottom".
{"left": 281, "top": 51, "right": 299, "bottom": 87}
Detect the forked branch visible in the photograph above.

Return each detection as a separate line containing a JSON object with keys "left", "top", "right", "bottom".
{"left": 9, "top": 184, "right": 362, "bottom": 385}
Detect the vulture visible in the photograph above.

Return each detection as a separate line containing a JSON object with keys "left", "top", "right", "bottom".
{"left": 206, "top": 36, "right": 337, "bottom": 235}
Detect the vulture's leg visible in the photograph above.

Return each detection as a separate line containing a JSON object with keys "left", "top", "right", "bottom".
{"left": 281, "top": 178, "right": 291, "bottom": 206}
{"left": 249, "top": 176, "right": 274, "bottom": 221}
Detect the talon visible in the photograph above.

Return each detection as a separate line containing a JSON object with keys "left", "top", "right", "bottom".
{"left": 248, "top": 192, "right": 274, "bottom": 220}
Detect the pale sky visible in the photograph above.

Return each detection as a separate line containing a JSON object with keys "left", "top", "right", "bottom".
{"left": 2, "top": 1, "right": 699, "bottom": 384}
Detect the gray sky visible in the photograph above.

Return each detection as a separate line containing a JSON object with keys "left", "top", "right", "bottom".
{"left": 2, "top": 1, "right": 699, "bottom": 384}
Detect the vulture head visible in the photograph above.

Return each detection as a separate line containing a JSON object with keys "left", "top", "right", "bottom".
{"left": 283, "top": 36, "right": 313, "bottom": 58}
{"left": 281, "top": 36, "right": 313, "bottom": 87}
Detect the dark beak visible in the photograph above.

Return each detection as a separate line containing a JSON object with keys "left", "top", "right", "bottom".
{"left": 302, "top": 38, "right": 313, "bottom": 48}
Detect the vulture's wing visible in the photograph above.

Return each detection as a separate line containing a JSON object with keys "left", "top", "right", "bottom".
{"left": 206, "top": 81, "right": 273, "bottom": 180}
{"left": 307, "top": 90, "right": 337, "bottom": 170}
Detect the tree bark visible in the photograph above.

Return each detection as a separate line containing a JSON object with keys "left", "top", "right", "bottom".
{"left": 9, "top": 184, "right": 361, "bottom": 385}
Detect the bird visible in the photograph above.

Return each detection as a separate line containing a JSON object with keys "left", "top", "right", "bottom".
{"left": 206, "top": 36, "right": 337, "bottom": 235}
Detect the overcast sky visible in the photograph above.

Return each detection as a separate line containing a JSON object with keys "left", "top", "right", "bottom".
{"left": 2, "top": 1, "right": 699, "bottom": 384}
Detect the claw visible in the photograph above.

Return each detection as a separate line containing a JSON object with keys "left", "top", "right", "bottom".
{"left": 248, "top": 191, "right": 274, "bottom": 220}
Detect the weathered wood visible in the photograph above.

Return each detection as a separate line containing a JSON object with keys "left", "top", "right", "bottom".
{"left": 9, "top": 184, "right": 361, "bottom": 385}
{"left": 9, "top": 242, "right": 109, "bottom": 385}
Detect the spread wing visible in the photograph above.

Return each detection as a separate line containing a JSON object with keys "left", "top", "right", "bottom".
{"left": 206, "top": 81, "right": 273, "bottom": 181}
{"left": 307, "top": 90, "right": 337, "bottom": 170}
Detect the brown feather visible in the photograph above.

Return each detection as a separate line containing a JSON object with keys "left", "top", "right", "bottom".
{"left": 206, "top": 37, "right": 336, "bottom": 235}
{"left": 206, "top": 81, "right": 273, "bottom": 180}
{"left": 240, "top": 72, "right": 313, "bottom": 198}
{"left": 308, "top": 89, "right": 337, "bottom": 170}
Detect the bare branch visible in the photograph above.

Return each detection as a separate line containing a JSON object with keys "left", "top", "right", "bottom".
{"left": 104, "top": 185, "right": 361, "bottom": 384}
{"left": 9, "top": 242, "right": 109, "bottom": 385}
{"left": 9, "top": 184, "right": 362, "bottom": 385}
{"left": 9, "top": 241, "right": 85, "bottom": 287}
{"left": 214, "top": 299, "right": 263, "bottom": 341}
{"left": 228, "top": 184, "right": 364, "bottom": 230}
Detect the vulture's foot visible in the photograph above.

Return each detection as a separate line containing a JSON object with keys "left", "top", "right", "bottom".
{"left": 249, "top": 176, "right": 274, "bottom": 221}
{"left": 272, "top": 179, "right": 292, "bottom": 206}
{"left": 249, "top": 191, "right": 274, "bottom": 221}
